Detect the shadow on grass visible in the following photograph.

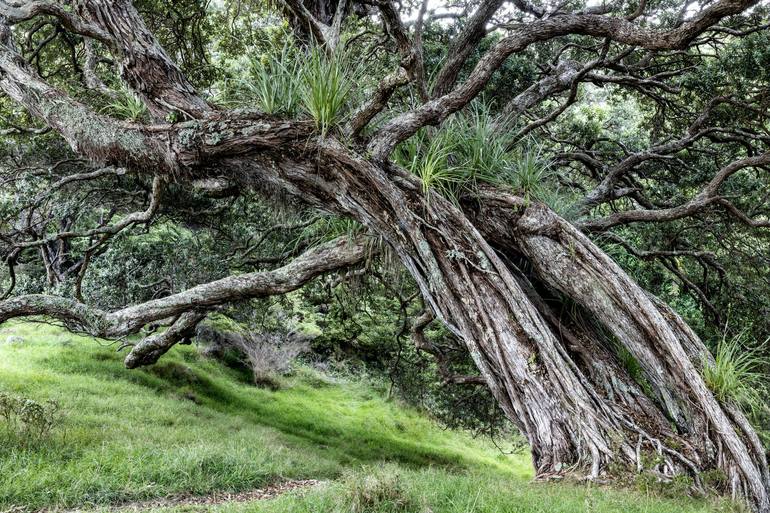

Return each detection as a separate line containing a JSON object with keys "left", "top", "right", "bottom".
{"left": 41, "top": 344, "right": 471, "bottom": 473}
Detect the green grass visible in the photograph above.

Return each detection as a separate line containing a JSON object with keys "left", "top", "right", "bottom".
{"left": 150, "top": 466, "right": 738, "bottom": 513}
{"left": 394, "top": 106, "right": 579, "bottom": 215}
{"left": 703, "top": 328, "right": 769, "bottom": 413}
{"left": 102, "top": 87, "right": 148, "bottom": 122}
{"left": 0, "top": 322, "right": 735, "bottom": 512}
{"left": 220, "top": 44, "right": 302, "bottom": 116}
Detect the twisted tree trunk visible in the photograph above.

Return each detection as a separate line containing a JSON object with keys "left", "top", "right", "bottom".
{"left": 473, "top": 190, "right": 770, "bottom": 506}
{"left": 228, "top": 138, "right": 770, "bottom": 510}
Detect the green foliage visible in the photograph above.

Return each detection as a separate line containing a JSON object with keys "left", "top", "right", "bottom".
{"left": 305, "top": 216, "right": 365, "bottom": 243}
{"left": 702, "top": 328, "right": 769, "bottom": 413}
{"left": 300, "top": 46, "right": 357, "bottom": 136}
{"left": 220, "top": 42, "right": 302, "bottom": 116}
{"left": 102, "top": 87, "right": 149, "bottom": 122}
{"left": 395, "top": 106, "right": 575, "bottom": 213}
{"left": 635, "top": 472, "right": 695, "bottom": 500}
{"left": 614, "top": 344, "right": 645, "bottom": 385}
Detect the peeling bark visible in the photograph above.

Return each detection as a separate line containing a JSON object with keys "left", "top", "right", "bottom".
{"left": 473, "top": 190, "right": 770, "bottom": 509}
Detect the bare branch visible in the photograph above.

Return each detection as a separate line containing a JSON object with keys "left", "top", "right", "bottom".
{"left": 0, "top": 235, "right": 369, "bottom": 365}
{"left": 431, "top": 0, "right": 506, "bottom": 98}
{"left": 0, "top": 1, "right": 111, "bottom": 42}
{"left": 368, "top": 0, "right": 760, "bottom": 158}
{"left": 579, "top": 152, "right": 770, "bottom": 231}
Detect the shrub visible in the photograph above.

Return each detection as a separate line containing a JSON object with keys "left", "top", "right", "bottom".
{"left": 0, "top": 392, "right": 63, "bottom": 447}
{"left": 227, "top": 330, "right": 311, "bottom": 388}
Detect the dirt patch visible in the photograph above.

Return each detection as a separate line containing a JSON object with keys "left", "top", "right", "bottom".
{"left": 27, "top": 479, "right": 323, "bottom": 513}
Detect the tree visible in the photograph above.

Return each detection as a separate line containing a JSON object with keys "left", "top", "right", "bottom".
{"left": 0, "top": 0, "right": 768, "bottom": 510}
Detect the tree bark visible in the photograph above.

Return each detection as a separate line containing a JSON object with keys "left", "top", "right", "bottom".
{"left": 472, "top": 189, "right": 770, "bottom": 508}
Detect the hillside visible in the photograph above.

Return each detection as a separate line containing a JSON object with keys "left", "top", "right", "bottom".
{"left": 0, "top": 322, "right": 734, "bottom": 513}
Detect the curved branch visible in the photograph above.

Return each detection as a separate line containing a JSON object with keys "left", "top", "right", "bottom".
{"left": 123, "top": 311, "right": 205, "bottom": 368}
{"left": 70, "top": 0, "right": 212, "bottom": 118}
{"left": 430, "top": 0, "right": 506, "bottom": 98}
{"left": 0, "top": 235, "right": 368, "bottom": 365}
{"left": 580, "top": 152, "right": 770, "bottom": 231}
{"left": 0, "top": 1, "right": 111, "bottom": 42}
{"left": 368, "top": 0, "right": 759, "bottom": 158}
{"left": 11, "top": 175, "right": 163, "bottom": 250}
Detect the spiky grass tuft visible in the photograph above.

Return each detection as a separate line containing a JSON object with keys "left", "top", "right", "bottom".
{"left": 218, "top": 42, "right": 302, "bottom": 116}
{"left": 248, "top": 43, "right": 302, "bottom": 116}
{"left": 300, "top": 46, "right": 356, "bottom": 136}
{"left": 498, "top": 143, "right": 552, "bottom": 199}
{"left": 102, "top": 87, "right": 148, "bottom": 122}
{"left": 442, "top": 103, "right": 512, "bottom": 182}
{"left": 394, "top": 104, "right": 579, "bottom": 214}
{"left": 703, "top": 328, "right": 769, "bottom": 413}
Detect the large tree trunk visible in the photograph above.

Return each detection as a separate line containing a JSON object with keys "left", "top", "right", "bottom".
{"left": 226, "top": 140, "right": 769, "bottom": 511}
{"left": 473, "top": 190, "right": 770, "bottom": 507}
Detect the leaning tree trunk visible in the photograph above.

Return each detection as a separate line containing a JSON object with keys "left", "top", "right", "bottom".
{"left": 472, "top": 189, "right": 770, "bottom": 507}
{"left": 219, "top": 138, "right": 769, "bottom": 511}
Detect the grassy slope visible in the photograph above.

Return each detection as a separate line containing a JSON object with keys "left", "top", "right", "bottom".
{"left": 0, "top": 322, "right": 734, "bottom": 513}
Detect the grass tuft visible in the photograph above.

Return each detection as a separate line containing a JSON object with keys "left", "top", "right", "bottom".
{"left": 102, "top": 87, "right": 148, "bottom": 122}
{"left": 703, "top": 328, "right": 769, "bottom": 412}
{"left": 300, "top": 46, "right": 356, "bottom": 136}
{"left": 395, "top": 106, "right": 578, "bottom": 214}
{"left": 216, "top": 43, "right": 302, "bottom": 116}
{"left": 344, "top": 465, "right": 416, "bottom": 513}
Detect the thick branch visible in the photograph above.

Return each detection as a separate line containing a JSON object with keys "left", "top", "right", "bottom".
{"left": 0, "top": 236, "right": 368, "bottom": 364}
{"left": 431, "top": 0, "right": 506, "bottom": 98}
{"left": 0, "top": 1, "right": 111, "bottom": 41}
{"left": 72, "top": 0, "right": 212, "bottom": 119}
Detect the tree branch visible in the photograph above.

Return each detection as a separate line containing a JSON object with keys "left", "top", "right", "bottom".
{"left": 579, "top": 152, "right": 770, "bottom": 231}
{"left": 0, "top": 235, "right": 369, "bottom": 365}
{"left": 367, "top": 0, "right": 759, "bottom": 158}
